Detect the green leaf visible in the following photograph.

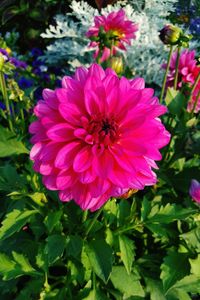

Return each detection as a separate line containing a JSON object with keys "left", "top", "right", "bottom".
{"left": 160, "top": 252, "right": 190, "bottom": 293}
{"left": 166, "top": 90, "right": 187, "bottom": 116}
{"left": 45, "top": 234, "right": 66, "bottom": 265}
{"left": 83, "top": 289, "right": 108, "bottom": 300}
{"left": 180, "top": 226, "right": 200, "bottom": 251}
{"left": 165, "top": 87, "right": 179, "bottom": 106}
{"left": 172, "top": 275, "right": 200, "bottom": 294}
{"left": 110, "top": 266, "right": 145, "bottom": 298}
{"left": 85, "top": 239, "right": 113, "bottom": 283}
{"left": 145, "top": 278, "right": 166, "bottom": 300}
{"left": 119, "top": 235, "right": 135, "bottom": 274}
{"left": 28, "top": 192, "right": 47, "bottom": 207}
{"left": 166, "top": 288, "right": 191, "bottom": 300}
{"left": 189, "top": 255, "right": 200, "bottom": 276}
{"left": 44, "top": 211, "right": 62, "bottom": 233}
{"left": 66, "top": 235, "right": 83, "bottom": 259}
{"left": 147, "top": 203, "right": 195, "bottom": 224}
{"left": 0, "top": 252, "right": 40, "bottom": 280}
{"left": 0, "top": 126, "right": 29, "bottom": 157}
{"left": 141, "top": 197, "right": 151, "bottom": 221}
{"left": 0, "top": 209, "right": 38, "bottom": 240}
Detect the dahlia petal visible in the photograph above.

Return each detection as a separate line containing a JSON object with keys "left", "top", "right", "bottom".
{"left": 55, "top": 142, "right": 82, "bottom": 169}
{"left": 56, "top": 169, "right": 77, "bottom": 190}
{"left": 42, "top": 89, "right": 58, "bottom": 110}
{"left": 43, "top": 175, "right": 57, "bottom": 190}
{"left": 73, "top": 146, "right": 92, "bottom": 172}
{"left": 47, "top": 123, "right": 75, "bottom": 142}
{"left": 130, "top": 77, "right": 145, "bottom": 89}
{"left": 30, "top": 142, "right": 43, "bottom": 160}
{"left": 59, "top": 189, "right": 72, "bottom": 202}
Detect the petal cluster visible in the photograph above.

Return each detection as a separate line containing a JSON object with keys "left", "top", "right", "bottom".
{"left": 164, "top": 49, "right": 200, "bottom": 112}
{"left": 189, "top": 179, "right": 200, "bottom": 204}
{"left": 86, "top": 9, "right": 138, "bottom": 62}
{"left": 30, "top": 64, "right": 170, "bottom": 211}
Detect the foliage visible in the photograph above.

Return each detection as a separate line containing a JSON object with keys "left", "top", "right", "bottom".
{"left": 0, "top": 0, "right": 200, "bottom": 299}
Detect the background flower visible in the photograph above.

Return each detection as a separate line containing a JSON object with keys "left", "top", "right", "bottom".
{"left": 86, "top": 9, "right": 138, "bottom": 62}
{"left": 30, "top": 63, "right": 170, "bottom": 211}
{"left": 163, "top": 49, "right": 200, "bottom": 112}
{"left": 189, "top": 179, "right": 200, "bottom": 203}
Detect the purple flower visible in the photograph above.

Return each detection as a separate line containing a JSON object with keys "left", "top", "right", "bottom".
{"left": 31, "top": 48, "right": 43, "bottom": 57}
{"left": 10, "top": 57, "right": 27, "bottom": 69}
{"left": 189, "top": 179, "right": 200, "bottom": 204}
{"left": 18, "top": 77, "right": 34, "bottom": 89}
{"left": 0, "top": 101, "right": 6, "bottom": 110}
{"left": 190, "top": 18, "right": 200, "bottom": 35}
{"left": 0, "top": 48, "right": 9, "bottom": 58}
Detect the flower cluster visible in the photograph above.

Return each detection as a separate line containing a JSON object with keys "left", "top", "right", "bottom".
{"left": 163, "top": 49, "right": 200, "bottom": 112}
{"left": 0, "top": 48, "right": 27, "bottom": 69}
{"left": 29, "top": 64, "right": 170, "bottom": 211}
{"left": 86, "top": 9, "right": 138, "bottom": 62}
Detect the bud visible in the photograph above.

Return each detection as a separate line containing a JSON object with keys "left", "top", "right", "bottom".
{"left": 189, "top": 179, "right": 200, "bottom": 204}
{"left": 159, "top": 24, "right": 182, "bottom": 45}
{"left": 110, "top": 57, "right": 124, "bottom": 75}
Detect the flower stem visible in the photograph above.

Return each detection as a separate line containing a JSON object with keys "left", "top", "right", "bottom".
{"left": 192, "top": 89, "right": 200, "bottom": 114}
{"left": 190, "top": 72, "right": 200, "bottom": 114}
{"left": 0, "top": 71, "right": 14, "bottom": 132}
{"left": 160, "top": 46, "right": 173, "bottom": 103}
{"left": 85, "top": 205, "right": 104, "bottom": 237}
{"left": 174, "top": 46, "right": 181, "bottom": 90}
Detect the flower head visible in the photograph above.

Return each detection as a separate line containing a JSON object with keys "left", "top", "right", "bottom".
{"left": 159, "top": 24, "right": 182, "bottom": 45}
{"left": 189, "top": 179, "right": 200, "bottom": 204}
{"left": 163, "top": 49, "right": 200, "bottom": 112}
{"left": 29, "top": 64, "right": 170, "bottom": 211}
{"left": 86, "top": 9, "right": 138, "bottom": 62}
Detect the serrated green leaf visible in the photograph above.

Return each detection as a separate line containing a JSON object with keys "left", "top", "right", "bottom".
{"left": 147, "top": 204, "right": 195, "bottom": 224}
{"left": 172, "top": 274, "right": 200, "bottom": 294}
{"left": 0, "top": 126, "right": 29, "bottom": 157}
{"left": 110, "top": 266, "right": 145, "bottom": 298}
{"left": 0, "top": 209, "right": 38, "bottom": 240}
{"left": 0, "top": 252, "right": 40, "bottom": 280}
{"left": 85, "top": 239, "right": 113, "bottom": 283}
{"left": 44, "top": 211, "right": 62, "bottom": 233}
{"left": 119, "top": 235, "right": 135, "bottom": 274}
{"left": 45, "top": 234, "right": 66, "bottom": 265}
{"left": 160, "top": 252, "right": 190, "bottom": 293}
{"left": 12, "top": 252, "right": 36, "bottom": 273}
{"left": 180, "top": 226, "right": 200, "bottom": 251}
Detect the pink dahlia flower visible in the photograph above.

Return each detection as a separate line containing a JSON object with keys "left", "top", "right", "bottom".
{"left": 29, "top": 64, "right": 170, "bottom": 211}
{"left": 189, "top": 179, "right": 200, "bottom": 204}
{"left": 163, "top": 49, "right": 200, "bottom": 112}
{"left": 86, "top": 9, "right": 138, "bottom": 62}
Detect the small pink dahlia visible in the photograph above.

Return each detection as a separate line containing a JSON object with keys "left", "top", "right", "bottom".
{"left": 86, "top": 9, "right": 138, "bottom": 62}
{"left": 189, "top": 179, "right": 200, "bottom": 204}
{"left": 29, "top": 64, "right": 170, "bottom": 211}
{"left": 163, "top": 49, "right": 200, "bottom": 112}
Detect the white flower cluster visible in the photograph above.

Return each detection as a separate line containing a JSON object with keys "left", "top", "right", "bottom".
{"left": 41, "top": 0, "right": 178, "bottom": 85}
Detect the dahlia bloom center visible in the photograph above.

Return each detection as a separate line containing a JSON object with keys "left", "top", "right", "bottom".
{"left": 88, "top": 115, "right": 119, "bottom": 145}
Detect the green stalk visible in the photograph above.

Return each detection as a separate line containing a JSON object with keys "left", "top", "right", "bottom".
{"left": 190, "top": 72, "right": 200, "bottom": 114}
{"left": 174, "top": 46, "right": 181, "bottom": 90}
{"left": 160, "top": 45, "right": 173, "bottom": 103}
{"left": 191, "top": 89, "right": 200, "bottom": 114}
{"left": 84, "top": 205, "right": 104, "bottom": 237}
{"left": 0, "top": 71, "right": 14, "bottom": 132}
